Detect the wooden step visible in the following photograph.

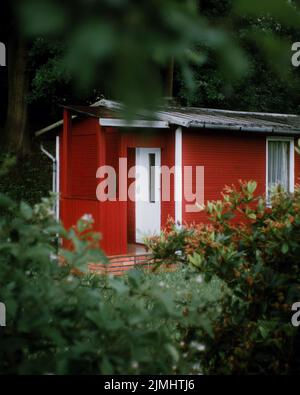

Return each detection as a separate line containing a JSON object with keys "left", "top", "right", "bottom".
{"left": 88, "top": 254, "right": 177, "bottom": 276}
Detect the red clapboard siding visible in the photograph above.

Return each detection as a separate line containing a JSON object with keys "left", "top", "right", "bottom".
{"left": 60, "top": 115, "right": 101, "bottom": 250}
{"left": 105, "top": 128, "right": 120, "bottom": 176}
{"left": 72, "top": 117, "right": 99, "bottom": 136}
{"left": 70, "top": 118, "right": 99, "bottom": 198}
{"left": 182, "top": 130, "right": 266, "bottom": 224}
{"left": 71, "top": 134, "right": 97, "bottom": 197}
{"left": 98, "top": 128, "right": 125, "bottom": 255}
{"left": 120, "top": 130, "right": 168, "bottom": 148}
{"left": 61, "top": 198, "right": 100, "bottom": 232}
{"left": 100, "top": 200, "right": 126, "bottom": 255}
{"left": 100, "top": 127, "right": 176, "bottom": 255}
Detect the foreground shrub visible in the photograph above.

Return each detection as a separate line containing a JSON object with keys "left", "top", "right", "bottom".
{"left": 0, "top": 193, "right": 222, "bottom": 374}
{"left": 0, "top": 147, "right": 52, "bottom": 205}
{"left": 147, "top": 181, "right": 300, "bottom": 374}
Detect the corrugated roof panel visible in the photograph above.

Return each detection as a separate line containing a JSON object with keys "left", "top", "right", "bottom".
{"left": 35, "top": 99, "right": 300, "bottom": 136}
{"left": 156, "top": 108, "right": 296, "bottom": 130}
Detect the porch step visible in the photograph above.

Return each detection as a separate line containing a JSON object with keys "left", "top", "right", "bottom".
{"left": 88, "top": 254, "right": 177, "bottom": 276}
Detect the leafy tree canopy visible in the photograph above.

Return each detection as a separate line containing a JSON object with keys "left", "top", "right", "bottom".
{"left": 1, "top": 0, "right": 300, "bottom": 154}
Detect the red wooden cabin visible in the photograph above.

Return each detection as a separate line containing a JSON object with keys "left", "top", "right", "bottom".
{"left": 36, "top": 99, "right": 300, "bottom": 257}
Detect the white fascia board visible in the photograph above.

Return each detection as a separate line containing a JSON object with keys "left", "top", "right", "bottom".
{"left": 99, "top": 118, "right": 169, "bottom": 128}
{"left": 35, "top": 115, "right": 77, "bottom": 137}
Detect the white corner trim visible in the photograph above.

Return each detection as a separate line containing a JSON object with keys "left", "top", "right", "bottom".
{"left": 266, "top": 136, "right": 295, "bottom": 200}
{"left": 175, "top": 127, "right": 183, "bottom": 225}
{"left": 55, "top": 135, "right": 60, "bottom": 222}
{"left": 99, "top": 118, "right": 169, "bottom": 128}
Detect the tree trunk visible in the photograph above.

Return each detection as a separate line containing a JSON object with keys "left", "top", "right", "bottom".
{"left": 4, "top": 37, "right": 30, "bottom": 156}
{"left": 164, "top": 57, "right": 174, "bottom": 99}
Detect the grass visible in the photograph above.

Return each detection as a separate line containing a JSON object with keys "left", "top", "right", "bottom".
{"left": 142, "top": 265, "right": 226, "bottom": 307}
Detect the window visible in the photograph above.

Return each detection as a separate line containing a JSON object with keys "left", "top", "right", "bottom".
{"left": 149, "top": 153, "right": 156, "bottom": 202}
{"left": 267, "top": 138, "right": 294, "bottom": 199}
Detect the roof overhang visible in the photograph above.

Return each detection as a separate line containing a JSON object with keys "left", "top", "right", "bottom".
{"left": 35, "top": 116, "right": 77, "bottom": 137}
{"left": 99, "top": 118, "right": 169, "bottom": 128}
{"left": 35, "top": 98, "right": 300, "bottom": 137}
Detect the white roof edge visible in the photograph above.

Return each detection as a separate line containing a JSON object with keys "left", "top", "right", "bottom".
{"left": 35, "top": 115, "right": 77, "bottom": 136}
{"left": 99, "top": 118, "right": 169, "bottom": 128}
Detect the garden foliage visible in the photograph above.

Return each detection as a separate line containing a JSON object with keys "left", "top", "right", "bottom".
{"left": 0, "top": 193, "right": 221, "bottom": 374}
{"left": 1, "top": 179, "right": 299, "bottom": 374}
{"left": 147, "top": 181, "right": 300, "bottom": 374}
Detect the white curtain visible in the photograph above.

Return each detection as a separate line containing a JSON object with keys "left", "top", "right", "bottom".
{"left": 268, "top": 141, "right": 290, "bottom": 193}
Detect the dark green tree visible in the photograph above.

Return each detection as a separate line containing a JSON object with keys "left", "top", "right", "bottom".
{"left": 2, "top": 0, "right": 300, "bottom": 154}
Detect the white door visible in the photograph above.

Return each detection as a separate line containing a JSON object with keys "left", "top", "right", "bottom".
{"left": 135, "top": 148, "right": 161, "bottom": 243}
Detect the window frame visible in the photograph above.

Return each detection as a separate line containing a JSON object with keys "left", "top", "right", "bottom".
{"left": 266, "top": 136, "right": 295, "bottom": 201}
